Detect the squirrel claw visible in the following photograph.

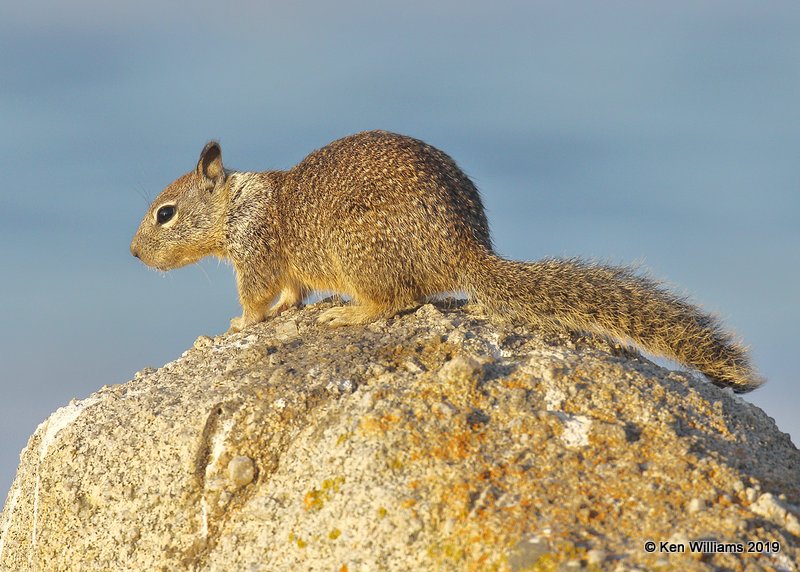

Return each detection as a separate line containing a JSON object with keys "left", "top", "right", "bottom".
{"left": 317, "top": 307, "right": 353, "bottom": 327}
{"left": 318, "top": 305, "right": 389, "bottom": 327}
{"left": 227, "top": 315, "right": 252, "bottom": 333}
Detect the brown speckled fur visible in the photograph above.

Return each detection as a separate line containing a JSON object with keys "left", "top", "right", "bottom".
{"left": 131, "top": 131, "right": 764, "bottom": 392}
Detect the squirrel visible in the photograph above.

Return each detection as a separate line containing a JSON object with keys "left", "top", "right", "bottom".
{"left": 131, "top": 130, "right": 764, "bottom": 393}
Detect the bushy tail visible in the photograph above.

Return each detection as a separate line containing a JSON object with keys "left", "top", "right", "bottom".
{"left": 463, "top": 251, "right": 764, "bottom": 392}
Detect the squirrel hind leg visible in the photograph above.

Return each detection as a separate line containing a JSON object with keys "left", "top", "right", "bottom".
{"left": 318, "top": 273, "right": 425, "bottom": 327}
{"left": 318, "top": 300, "right": 408, "bottom": 327}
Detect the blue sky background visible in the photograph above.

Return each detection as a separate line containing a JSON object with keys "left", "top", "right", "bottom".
{"left": 1, "top": 1, "right": 798, "bottom": 501}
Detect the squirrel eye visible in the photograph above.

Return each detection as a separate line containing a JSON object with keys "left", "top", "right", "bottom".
{"left": 156, "top": 205, "right": 176, "bottom": 225}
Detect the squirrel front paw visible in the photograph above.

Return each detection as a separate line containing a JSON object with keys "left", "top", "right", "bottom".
{"left": 227, "top": 316, "right": 246, "bottom": 334}
{"left": 227, "top": 310, "right": 270, "bottom": 334}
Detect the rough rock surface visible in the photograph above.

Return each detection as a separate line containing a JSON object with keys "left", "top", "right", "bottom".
{"left": 1, "top": 300, "right": 798, "bottom": 571}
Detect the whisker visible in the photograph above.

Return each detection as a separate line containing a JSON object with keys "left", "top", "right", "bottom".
{"left": 197, "top": 263, "right": 213, "bottom": 286}
{"left": 133, "top": 181, "right": 152, "bottom": 205}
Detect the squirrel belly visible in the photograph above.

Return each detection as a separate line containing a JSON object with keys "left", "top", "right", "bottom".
{"left": 131, "top": 130, "right": 764, "bottom": 393}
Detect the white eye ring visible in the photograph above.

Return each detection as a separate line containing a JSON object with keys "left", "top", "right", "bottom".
{"left": 154, "top": 203, "right": 177, "bottom": 227}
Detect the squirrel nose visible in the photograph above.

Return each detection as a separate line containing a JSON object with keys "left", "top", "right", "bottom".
{"left": 130, "top": 240, "right": 140, "bottom": 259}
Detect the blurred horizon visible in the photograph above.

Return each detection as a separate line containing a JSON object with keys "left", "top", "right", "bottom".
{"left": 1, "top": 0, "right": 798, "bottom": 502}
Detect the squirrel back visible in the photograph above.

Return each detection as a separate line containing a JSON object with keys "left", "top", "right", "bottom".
{"left": 131, "top": 130, "right": 764, "bottom": 392}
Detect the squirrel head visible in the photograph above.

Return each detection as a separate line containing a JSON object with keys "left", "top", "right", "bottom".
{"left": 131, "top": 142, "right": 229, "bottom": 270}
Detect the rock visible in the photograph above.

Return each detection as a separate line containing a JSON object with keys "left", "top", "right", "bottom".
{"left": 750, "top": 493, "right": 800, "bottom": 536}
{"left": 1, "top": 299, "right": 799, "bottom": 571}
{"left": 227, "top": 456, "right": 256, "bottom": 489}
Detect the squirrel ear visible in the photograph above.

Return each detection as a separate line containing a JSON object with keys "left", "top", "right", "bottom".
{"left": 197, "top": 141, "right": 225, "bottom": 189}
